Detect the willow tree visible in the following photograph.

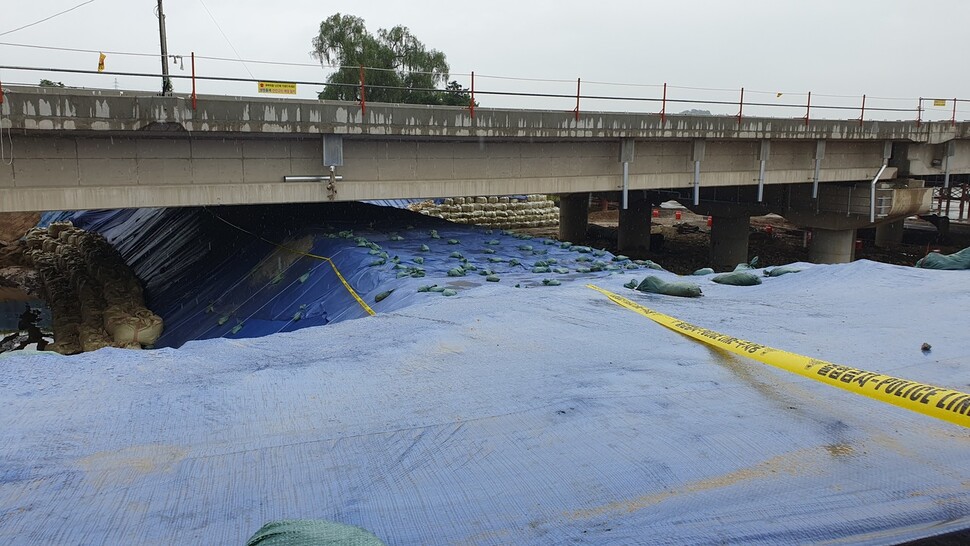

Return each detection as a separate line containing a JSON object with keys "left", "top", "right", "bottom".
{"left": 311, "top": 13, "right": 472, "bottom": 106}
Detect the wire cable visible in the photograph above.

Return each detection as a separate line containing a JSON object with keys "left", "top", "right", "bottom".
{"left": 0, "top": 40, "right": 159, "bottom": 58}
{"left": 0, "top": 0, "right": 98, "bottom": 38}
{"left": 196, "top": 0, "right": 255, "bottom": 79}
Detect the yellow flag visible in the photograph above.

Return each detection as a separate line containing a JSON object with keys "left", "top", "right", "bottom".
{"left": 98, "top": 52, "right": 106, "bottom": 72}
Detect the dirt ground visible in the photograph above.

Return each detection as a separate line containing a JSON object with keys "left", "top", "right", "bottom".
{"left": 523, "top": 207, "right": 969, "bottom": 275}
{"left": 0, "top": 213, "right": 40, "bottom": 244}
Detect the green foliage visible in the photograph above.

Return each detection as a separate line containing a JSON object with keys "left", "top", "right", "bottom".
{"left": 312, "top": 13, "right": 475, "bottom": 106}
{"left": 39, "top": 79, "right": 65, "bottom": 88}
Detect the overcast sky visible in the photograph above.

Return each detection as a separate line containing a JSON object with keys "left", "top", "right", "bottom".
{"left": 1, "top": 0, "right": 967, "bottom": 121}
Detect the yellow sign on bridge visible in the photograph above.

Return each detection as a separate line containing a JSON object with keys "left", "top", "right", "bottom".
{"left": 258, "top": 81, "right": 297, "bottom": 95}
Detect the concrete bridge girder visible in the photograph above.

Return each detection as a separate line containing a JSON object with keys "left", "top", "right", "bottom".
{"left": 0, "top": 132, "right": 903, "bottom": 213}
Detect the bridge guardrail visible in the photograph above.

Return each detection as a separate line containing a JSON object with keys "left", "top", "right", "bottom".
{"left": 1, "top": 48, "right": 968, "bottom": 125}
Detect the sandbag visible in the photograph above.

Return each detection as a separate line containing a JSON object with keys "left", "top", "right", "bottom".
{"left": 110, "top": 309, "right": 164, "bottom": 346}
{"left": 733, "top": 256, "right": 760, "bottom": 271}
{"left": 915, "top": 246, "right": 970, "bottom": 270}
{"left": 765, "top": 265, "right": 802, "bottom": 277}
{"left": 712, "top": 271, "right": 762, "bottom": 286}
{"left": 635, "top": 276, "right": 703, "bottom": 298}
{"left": 246, "top": 520, "right": 385, "bottom": 546}
{"left": 692, "top": 267, "right": 715, "bottom": 276}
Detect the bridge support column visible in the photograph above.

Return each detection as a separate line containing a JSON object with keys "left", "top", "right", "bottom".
{"left": 874, "top": 219, "right": 905, "bottom": 248}
{"left": 558, "top": 192, "right": 589, "bottom": 243}
{"left": 710, "top": 215, "right": 750, "bottom": 271}
{"left": 809, "top": 228, "right": 857, "bottom": 264}
{"left": 617, "top": 195, "right": 652, "bottom": 253}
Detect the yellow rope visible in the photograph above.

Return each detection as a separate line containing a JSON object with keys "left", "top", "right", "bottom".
{"left": 206, "top": 210, "right": 375, "bottom": 316}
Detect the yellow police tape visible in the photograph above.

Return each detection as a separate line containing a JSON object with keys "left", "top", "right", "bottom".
{"left": 588, "top": 284, "right": 970, "bottom": 429}
{"left": 207, "top": 210, "right": 375, "bottom": 316}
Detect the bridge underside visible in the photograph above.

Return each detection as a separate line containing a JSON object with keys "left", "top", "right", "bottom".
{"left": 0, "top": 133, "right": 896, "bottom": 213}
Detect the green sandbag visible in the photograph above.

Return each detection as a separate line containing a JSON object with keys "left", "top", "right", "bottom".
{"left": 374, "top": 289, "right": 394, "bottom": 302}
{"left": 915, "top": 246, "right": 970, "bottom": 270}
{"left": 486, "top": 275, "right": 500, "bottom": 282}
{"left": 693, "top": 267, "right": 715, "bottom": 275}
{"left": 542, "top": 279, "right": 561, "bottom": 286}
{"left": 447, "top": 268, "right": 465, "bottom": 277}
{"left": 247, "top": 520, "right": 385, "bottom": 546}
{"left": 442, "top": 288, "right": 457, "bottom": 296}
{"left": 712, "top": 271, "right": 762, "bottom": 286}
{"left": 733, "top": 256, "right": 760, "bottom": 271}
{"left": 764, "top": 265, "right": 802, "bottom": 277}
{"left": 635, "top": 276, "right": 702, "bottom": 298}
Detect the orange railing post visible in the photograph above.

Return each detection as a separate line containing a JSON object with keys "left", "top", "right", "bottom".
{"left": 359, "top": 65, "right": 366, "bottom": 115}
{"left": 573, "top": 77, "right": 581, "bottom": 121}
{"left": 803, "top": 91, "right": 811, "bottom": 125}
{"left": 736, "top": 87, "right": 744, "bottom": 126}
{"left": 190, "top": 52, "right": 197, "bottom": 110}
{"left": 660, "top": 82, "right": 667, "bottom": 124}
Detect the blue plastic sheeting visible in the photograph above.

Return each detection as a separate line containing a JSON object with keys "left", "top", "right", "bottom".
{"left": 43, "top": 203, "right": 634, "bottom": 348}
{"left": 362, "top": 199, "right": 432, "bottom": 209}
{"left": 1, "top": 260, "right": 969, "bottom": 544}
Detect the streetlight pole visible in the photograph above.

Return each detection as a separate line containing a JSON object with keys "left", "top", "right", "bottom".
{"left": 157, "top": 0, "right": 172, "bottom": 94}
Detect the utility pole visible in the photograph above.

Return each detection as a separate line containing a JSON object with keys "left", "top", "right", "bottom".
{"left": 157, "top": 0, "right": 172, "bottom": 94}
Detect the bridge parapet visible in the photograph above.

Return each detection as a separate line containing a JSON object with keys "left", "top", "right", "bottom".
{"left": 3, "top": 86, "right": 968, "bottom": 143}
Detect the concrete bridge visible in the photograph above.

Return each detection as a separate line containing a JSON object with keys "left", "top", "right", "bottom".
{"left": 2, "top": 86, "right": 968, "bottom": 265}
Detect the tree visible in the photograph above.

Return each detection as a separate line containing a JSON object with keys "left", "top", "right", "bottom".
{"left": 39, "top": 79, "right": 66, "bottom": 88}
{"left": 311, "top": 13, "right": 473, "bottom": 106}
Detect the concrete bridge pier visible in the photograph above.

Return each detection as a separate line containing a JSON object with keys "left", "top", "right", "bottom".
{"left": 874, "top": 219, "right": 905, "bottom": 248}
{"left": 558, "top": 192, "right": 590, "bottom": 244}
{"left": 617, "top": 194, "right": 653, "bottom": 253}
{"left": 710, "top": 215, "right": 751, "bottom": 271}
{"left": 809, "top": 228, "right": 858, "bottom": 263}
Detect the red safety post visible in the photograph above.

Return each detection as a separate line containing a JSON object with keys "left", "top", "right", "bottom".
{"left": 736, "top": 87, "right": 744, "bottom": 126}
{"left": 573, "top": 77, "right": 581, "bottom": 121}
{"left": 858, "top": 94, "right": 866, "bottom": 126}
{"left": 916, "top": 97, "right": 922, "bottom": 128}
{"left": 952, "top": 98, "right": 957, "bottom": 127}
{"left": 803, "top": 91, "right": 812, "bottom": 125}
{"left": 660, "top": 82, "right": 667, "bottom": 124}
{"left": 0, "top": 79, "right": 4, "bottom": 105}
{"left": 469, "top": 71, "right": 475, "bottom": 119}
{"left": 190, "top": 52, "right": 197, "bottom": 110}
{"left": 359, "top": 65, "right": 366, "bottom": 115}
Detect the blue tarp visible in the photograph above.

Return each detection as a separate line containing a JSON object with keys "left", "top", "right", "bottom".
{"left": 7, "top": 205, "right": 967, "bottom": 544}
{"left": 1, "top": 257, "right": 968, "bottom": 544}
{"left": 43, "top": 203, "right": 634, "bottom": 348}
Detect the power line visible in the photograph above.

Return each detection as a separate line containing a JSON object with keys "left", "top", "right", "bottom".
{"left": 0, "top": 40, "right": 159, "bottom": 58}
{"left": 197, "top": 0, "right": 255, "bottom": 79}
{"left": 0, "top": 0, "right": 98, "bottom": 38}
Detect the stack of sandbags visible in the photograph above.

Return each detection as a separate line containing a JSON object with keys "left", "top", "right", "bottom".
{"left": 411, "top": 194, "right": 560, "bottom": 229}
{"left": 20, "top": 221, "right": 163, "bottom": 354}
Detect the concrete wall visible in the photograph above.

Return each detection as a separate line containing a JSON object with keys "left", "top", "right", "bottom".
{"left": 895, "top": 141, "right": 970, "bottom": 176}
{"left": 3, "top": 86, "right": 968, "bottom": 142}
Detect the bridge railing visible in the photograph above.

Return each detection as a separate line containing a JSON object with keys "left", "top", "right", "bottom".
{"left": 1, "top": 50, "right": 968, "bottom": 125}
